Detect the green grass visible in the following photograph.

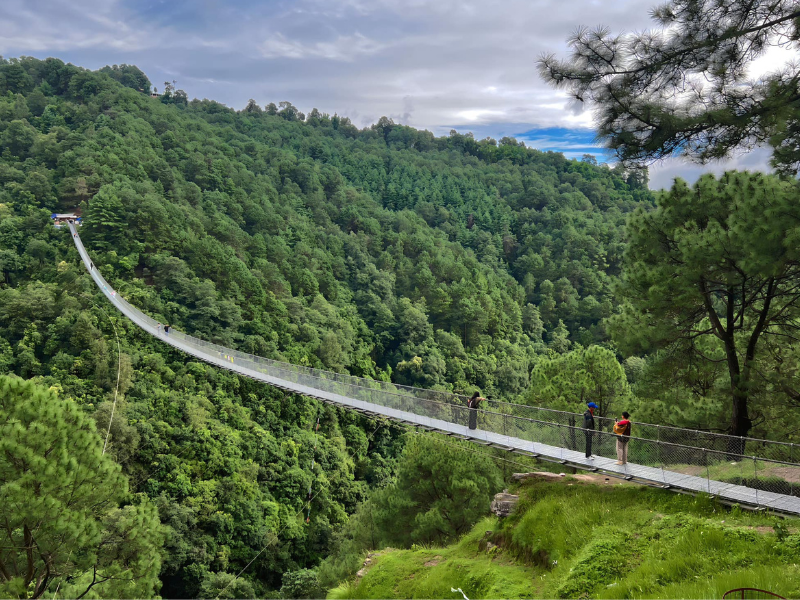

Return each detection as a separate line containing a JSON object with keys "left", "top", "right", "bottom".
{"left": 327, "top": 518, "right": 543, "bottom": 599}
{"left": 670, "top": 458, "right": 800, "bottom": 484}
{"left": 331, "top": 477, "right": 800, "bottom": 599}
{"left": 625, "top": 564, "right": 800, "bottom": 599}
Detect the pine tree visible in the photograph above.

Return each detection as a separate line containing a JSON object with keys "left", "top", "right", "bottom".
{"left": 611, "top": 172, "right": 800, "bottom": 441}
{"left": 0, "top": 375, "right": 163, "bottom": 599}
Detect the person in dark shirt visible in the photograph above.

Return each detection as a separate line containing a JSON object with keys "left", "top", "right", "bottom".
{"left": 466, "top": 391, "right": 485, "bottom": 430}
{"left": 583, "top": 402, "right": 597, "bottom": 458}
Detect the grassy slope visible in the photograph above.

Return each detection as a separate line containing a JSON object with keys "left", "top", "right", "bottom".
{"left": 331, "top": 478, "right": 800, "bottom": 599}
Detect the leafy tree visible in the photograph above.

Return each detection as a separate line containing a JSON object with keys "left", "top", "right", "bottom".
{"left": 243, "top": 98, "right": 262, "bottom": 114}
{"left": 373, "top": 435, "right": 502, "bottom": 547}
{"left": 611, "top": 172, "right": 800, "bottom": 439}
{"left": 1, "top": 120, "right": 36, "bottom": 157}
{"left": 81, "top": 182, "right": 130, "bottom": 251}
{"left": 98, "top": 64, "right": 151, "bottom": 93}
{"left": 280, "top": 568, "right": 324, "bottom": 599}
{"left": 0, "top": 63, "right": 33, "bottom": 94}
{"left": 198, "top": 571, "right": 256, "bottom": 600}
{"left": 528, "top": 345, "right": 630, "bottom": 419}
{"left": 540, "top": 0, "right": 800, "bottom": 173}
{"left": 0, "top": 375, "right": 163, "bottom": 599}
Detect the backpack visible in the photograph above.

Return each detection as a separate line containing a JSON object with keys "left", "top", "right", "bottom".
{"left": 613, "top": 421, "right": 627, "bottom": 435}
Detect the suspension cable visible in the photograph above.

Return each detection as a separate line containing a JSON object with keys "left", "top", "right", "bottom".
{"left": 92, "top": 302, "right": 122, "bottom": 456}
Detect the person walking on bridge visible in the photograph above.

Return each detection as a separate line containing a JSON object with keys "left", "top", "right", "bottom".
{"left": 466, "top": 391, "right": 485, "bottom": 431}
{"left": 583, "top": 402, "right": 597, "bottom": 458}
{"left": 614, "top": 412, "right": 632, "bottom": 465}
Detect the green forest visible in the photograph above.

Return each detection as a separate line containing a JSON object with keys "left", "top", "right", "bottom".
{"left": 2, "top": 4, "right": 800, "bottom": 592}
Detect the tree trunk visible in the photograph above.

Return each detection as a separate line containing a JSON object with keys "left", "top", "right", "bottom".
{"left": 728, "top": 378, "right": 753, "bottom": 456}
{"left": 700, "top": 280, "right": 753, "bottom": 455}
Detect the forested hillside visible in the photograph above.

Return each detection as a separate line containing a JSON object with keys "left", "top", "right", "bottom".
{"left": 0, "top": 56, "right": 651, "bottom": 597}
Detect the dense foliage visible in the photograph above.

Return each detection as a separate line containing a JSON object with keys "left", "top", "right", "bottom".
{"left": 0, "top": 55, "right": 650, "bottom": 596}
{"left": 612, "top": 172, "right": 800, "bottom": 440}
{"left": 317, "top": 435, "right": 504, "bottom": 588}
{"left": 0, "top": 375, "right": 163, "bottom": 599}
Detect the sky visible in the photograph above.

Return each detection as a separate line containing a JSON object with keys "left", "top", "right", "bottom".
{"left": 0, "top": 0, "right": 780, "bottom": 188}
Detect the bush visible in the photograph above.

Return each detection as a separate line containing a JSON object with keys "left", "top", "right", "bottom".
{"left": 280, "top": 569, "right": 324, "bottom": 599}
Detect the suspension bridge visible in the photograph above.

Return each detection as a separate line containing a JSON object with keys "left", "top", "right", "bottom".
{"left": 69, "top": 223, "right": 800, "bottom": 516}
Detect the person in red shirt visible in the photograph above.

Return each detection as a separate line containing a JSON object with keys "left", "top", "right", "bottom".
{"left": 614, "top": 411, "right": 632, "bottom": 465}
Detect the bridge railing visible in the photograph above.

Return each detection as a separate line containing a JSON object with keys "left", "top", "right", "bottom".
{"left": 140, "top": 325, "right": 800, "bottom": 504}
{"left": 479, "top": 402, "right": 798, "bottom": 464}
{"left": 69, "top": 225, "right": 800, "bottom": 508}
{"left": 189, "top": 334, "right": 800, "bottom": 502}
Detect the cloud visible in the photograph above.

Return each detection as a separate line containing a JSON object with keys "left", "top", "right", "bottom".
{"left": 1, "top": 0, "right": 786, "bottom": 185}
{"left": 0, "top": 0, "right": 164, "bottom": 53}
{"left": 259, "top": 32, "right": 386, "bottom": 61}
{"left": 649, "top": 148, "right": 773, "bottom": 190}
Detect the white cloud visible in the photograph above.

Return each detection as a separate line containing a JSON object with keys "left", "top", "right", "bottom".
{"left": 649, "top": 148, "right": 773, "bottom": 189}
{"left": 1, "top": 0, "right": 791, "bottom": 185}
{"left": 0, "top": 0, "right": 164, "bottom": 53}
{"left": 259, "top": 32, "right": 386, "bottom": 61}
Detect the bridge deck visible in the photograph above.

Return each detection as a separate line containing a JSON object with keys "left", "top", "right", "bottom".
{"left": 68, "top": 223, "right": 800, "bottom": 516}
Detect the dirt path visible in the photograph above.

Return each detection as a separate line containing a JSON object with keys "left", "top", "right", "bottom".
{"left": 512, "top": 471, "right": 639, "bottom": 486}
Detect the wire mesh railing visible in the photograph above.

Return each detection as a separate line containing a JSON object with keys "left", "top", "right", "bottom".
{"left": 480, "top": 401, "right": 798, "bottom": 464}
{"left": 70, "top": 224, "right": 800, "bottom": 512}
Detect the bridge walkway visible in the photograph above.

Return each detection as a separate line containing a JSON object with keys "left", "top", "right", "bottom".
{"left": 68, "top": 223, "right": 800, "bottom": 516}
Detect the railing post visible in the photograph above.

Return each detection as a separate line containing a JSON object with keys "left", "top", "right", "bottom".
{"left": 753, "top": 456, "right": 760, "bottom": 508}
{"left": 704, "top": 449, "right": 710, "bottom": 494}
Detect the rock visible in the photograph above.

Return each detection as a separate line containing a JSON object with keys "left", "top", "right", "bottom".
{"left": 490, "top": 492, "right": 519, "bottom": 517}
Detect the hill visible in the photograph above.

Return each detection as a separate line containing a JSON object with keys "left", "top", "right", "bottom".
{"left": 331, "top": 476, "right": 800, "bottom": 599}
{"left": 0, "top": 56, "right": 651, "bottom": 596}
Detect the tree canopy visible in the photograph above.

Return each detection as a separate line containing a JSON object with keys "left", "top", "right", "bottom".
{"left": 527, "top": 345, "right": 631, "bottom": 420}
{"left": 9, "top": 51, "right": 800, "bottom": 596}
{"left": 611, "top": 171, "right": 800, "bottom": 438}
{"left": 0, "top": 375, "right": 163, "bottom": 599}
{"left": 539, "top": 0, "right": 800, "bottom": 173}
{"left": 0, "top": 54, "right": 655, "bottom": 596}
